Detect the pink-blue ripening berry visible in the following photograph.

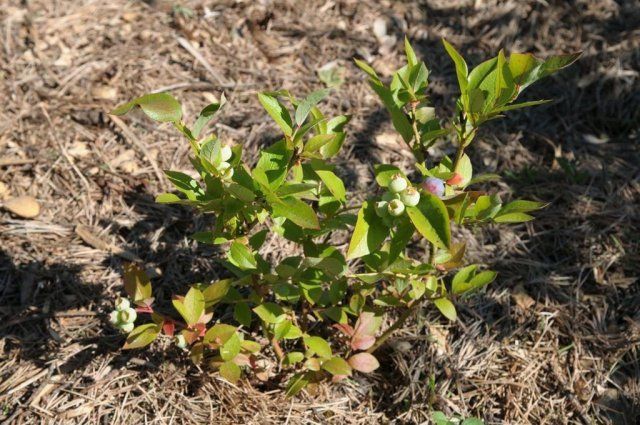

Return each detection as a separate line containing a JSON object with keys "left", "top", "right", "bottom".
{"left": 421, "top": 177, "right": 445, "bottom": 198}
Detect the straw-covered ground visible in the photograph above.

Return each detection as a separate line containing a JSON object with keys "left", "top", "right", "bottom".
{"left": 1, "top": 0, "right": 638, "bottom": 423}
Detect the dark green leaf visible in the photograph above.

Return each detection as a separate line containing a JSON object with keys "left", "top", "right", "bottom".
{"left": 406, "top": 194, "right": 451, "bottom": 249}
{"left": 346, "top": 201, "right": 389, "bottom": 259}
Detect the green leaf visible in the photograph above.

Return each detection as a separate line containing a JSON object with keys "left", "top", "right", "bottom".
{"left": 226, "top": 182, "right": 256, "bottom": 202}
{"left": 172, "top": 287, "right": 205, "bottom": 325}
{"left": 388, "top": 215, "right": 414, "bottom": 263}
{"left": 494, "top": 50, "right": 517, "bottom": 106}
{"left": 493, "top": 212, "right": 534, "bottom": 223}
{"left": 468, "top": 57, "right": 498, "bottom": 89}
{"left": 220, "top": 332, "right": 242, "bottom": 361}
{"left": 315, "top": 169, "right": 346, "bottom": 202}
{"left": 452, "top": 265, "right": 477, "bottom": 292}
{"left": 354, "top": 59, "right": 381, "bottom": 84}
{"left": 304, "top": 336, "right": 332, "bottom": 358}
{"left": 295, "top": 88, "right": 330, "bottom": 125}
{"left": 406, "top": 194, "right": 451, "bottom": 249}
{"left": 369, "top": 83, "right": 413, "bottom": 143}
{"left": 434, "top": 297, "right": 457, "bottom": 321}
{"left": 508, "top": 53, "right": 539, "bottom": 86}
{"left": 442, "top": 39, "right": 468, "bottom": 94}
{"left": 111, "top": 92, "right": 182, "bottom": 123}
{"left": 234, "top": 302, "right": 252, "bottom": 327}
{"left": 492, "top": 99, "right": 551, "bottom": 113}
{"left": 228, "top": 241, "right": 257, "bottom": 270}
{"left": 253, "top": 140, "right": 292, "bottom": 190}
{"left": 285, "top": 372, "right": 311, "bottom": 397}
{"left": 204, "top": 323, "right": 237, "bottom": 345}
{"left": 404, "top": 36, "right": 418, "bottom": 68}
{"left": 203, "top": 279, "right": 231, "bottom": 308}
{"left": 283, "top": 351, "right": 305, "bottom": 366}
{"left": 219, "top": 360, "right": 241, "bottom": 384}
{"left": 253, "top": 302, "right": 285, "bottom": 324}
{"left": 346, "top": 201, "right": 389, "bottom": 260}
{"left": 303, "top": 134, "right": 336, "bottom": 154}
{"left": 374, "top": 164, "right": 404, "bottom": 187}
{"left": 123, "top": 263, "right": 152, "bottom": 303}
{"left": 322, "top": 357, "right": 352, "bottom": 376}
{"left": 192, "top": 97, "right": 225, "bottom": 138}
{"left": 155, "top": 193, "right": 182, "bottom": 204}
{"left": 257, "top": 93, "right": 293, "bottom": 136}
{"left": 123, "top": 323, "right": 160, "bottom": 349}
{"left": 499, "top": 200, "right": 546, "bottom": 214}
{"left": 272, "top": 197, "right": 320, "bottom": 230}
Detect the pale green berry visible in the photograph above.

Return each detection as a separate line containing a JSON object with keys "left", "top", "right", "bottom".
{"left": 115, "top": 297, "right": 130, "bottom": 311}
{"left": 400, "top": 187, "right": 420, "bottom": 207}
{"left": 175, "top": 334, "right": 188, "bottom": 349}
{"left": 382, "top": 191, "right": 400, "bottom": 202}
{"left": 388, "top": 199, "right": 405, "bottom": 216}
{"left": 221, "top": 145, "right": 232, "bottom": 162}
{"left": 389, "top": 175, "right": 408, "bottom": 193}
{"left": 223, "top": 167, "right": 234, "bottom": 179}
{"left": 109, "top": 310, "right": 120, "bottom": 326}
{"left": 375, "top": 200, "right": 389, "bottom": 217}
{"left": 118, "top": 307, "right": 137, "bottom": 324}
{"left": 218, "top": 161, "right": 230, "bottom": 172}
{"left": 119, "top": 322, "right": 134, "bottom": 333}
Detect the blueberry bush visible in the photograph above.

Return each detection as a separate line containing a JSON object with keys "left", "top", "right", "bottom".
{"left": 109, "top": 38, "right": 579, "bottom": 395}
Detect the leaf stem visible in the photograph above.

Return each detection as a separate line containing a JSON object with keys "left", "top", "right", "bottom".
{"left": 409, "top": 102, "right": 425, "bottom": 163}
{"left": 366, "top": 304, "right": 418, "bottom": 354}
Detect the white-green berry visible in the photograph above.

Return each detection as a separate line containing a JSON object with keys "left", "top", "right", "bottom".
{"left": 118, "top": 307, "right": 137, "bottom": 324}
{"left": 389, "top": 175, "right": 408, "bottom": 193}
{"left": 219, "top": 161, "right": 234, "bottom": 179}
{"left": 221, "top": 145, "right": 232, "bottom": 162}
{"left": 375, "top": 200, "right": 389, "bottom": 217}
{"left": 109, "top": 310, "right": 120, "bottom": 326}
{"left": 382, "top": 191, "right": 400, "bottom": 202}
{"left": 175, "top": 334, "right": 187, "bottom": 349}
{"left": 119, "top": 322, "right": 135, "bottom": 333}
{"left": 115, "top": 297, "right": 130, "bottom": 311}
{"left": 400, "top": 187, "right": 420, "bottom": 207}
{"left": 388, "top": 199, "right": 405, "bottom": 216}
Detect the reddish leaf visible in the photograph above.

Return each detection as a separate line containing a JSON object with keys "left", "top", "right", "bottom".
{"left": 162, "top": 319, "right": 175, "bottom": 337}
{"left": 351, "top": 334, "right": 375, "bottom": 351}
{"left": 354, "top": 312, "right": 379, "bottom": 337}
{"left": 348, "top": 352, "right": 380, "bottom": 373}
{"left": 333, "top": 323, "right": 354, "bottom": 337}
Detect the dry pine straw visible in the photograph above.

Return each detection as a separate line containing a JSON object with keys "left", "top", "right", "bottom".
{"left": 1, "top": 0, "right": 639, "bottom": 423}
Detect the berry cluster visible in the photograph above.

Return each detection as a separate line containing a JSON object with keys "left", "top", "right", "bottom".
{"left": 109, "top": 297, "right": 137, "bottom": 333}
{"left": 375, "top": 174, "right": 421, "bottom": 218}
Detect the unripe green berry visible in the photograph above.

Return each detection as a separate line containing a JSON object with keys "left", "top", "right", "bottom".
{"left": 109, "top": 310, "right": 120, "bottom": 326}
{"left": 375, "top": 200, "right": 389, "bottom": 217}
{"left": 400, "top": 187, "right": 420, "bottom": 207}
{"left": 389, "top": 175, "right": 408, "bottom": 193}
{"left": 115, "top": 297, "right": 130, "bottom": 311}
{"left": 221, "top": 145, "right": 232, "bottom": 162}
{"left": 387, "top": 199, "right": 405, "bottom": 216}
{"left": 382, "top": 191, "right": 400, "bottom": 202}
{"left": 219, "top": 161, "right": 234, "bottom": 179}
{"left": 119, "top": 322, "right": 134, "bottom": 333}
{"left": 118, "top": 307, "right": 137, "bottom": 324}
{"left": 175, "top": 334, "right": 188, "bottom": 349}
